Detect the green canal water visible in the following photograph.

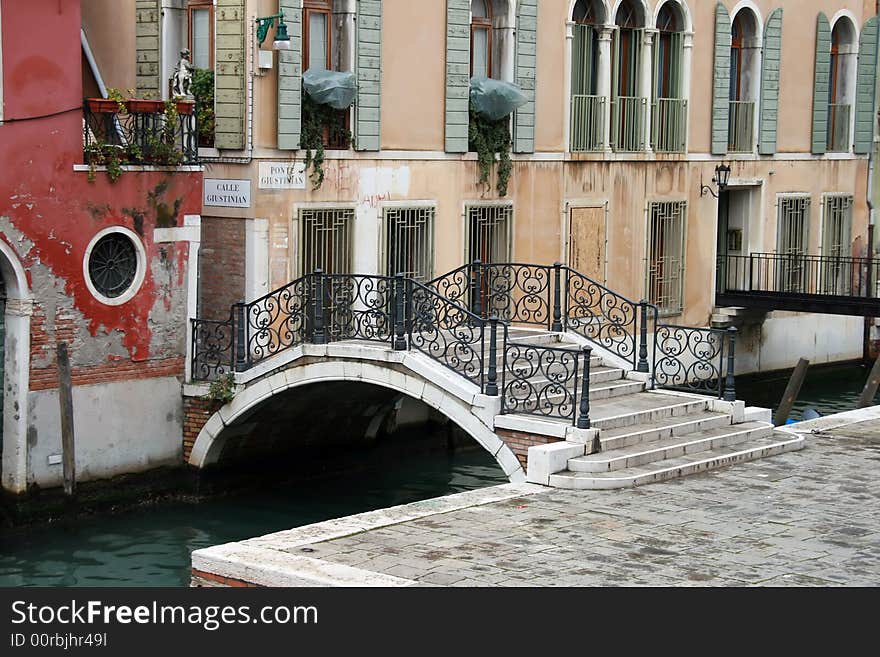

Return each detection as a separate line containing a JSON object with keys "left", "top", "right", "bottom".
{"left": 0, "top": 362, "right": 872, "bottom": 588}
{"left": 0, "top": 448, "right": 507, "bottom": 587}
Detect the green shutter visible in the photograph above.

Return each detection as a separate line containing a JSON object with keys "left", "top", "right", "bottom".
{"left": 356, "top": 0, "right": 383, "bottom": 151}
{"left": 277, "top": 0, "right": 302, "bottom": 150}
{"left": 811, "top": 13, "right": 831, "bottom": 155}
{"left": 215, "top": 0, "right": 246, "bottom": 150}
{"left": 758, "top": 8, "right": 783, "bottom": 155}
{"left": 711, "top": 3, "right": 731, "bottom": 155}
{"left": 445, "top": 0, "right": 470, "bottom": 153}
{"left": 135, "top": 0, "right": 160, "bottom": 98}
{"left": 513, "top": 0, "right": 538, "bottom": 154}
{"left": 854, "top": 16, "right": 879, "bottom": 155}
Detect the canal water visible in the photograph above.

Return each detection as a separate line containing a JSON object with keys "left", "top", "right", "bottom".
{"left": 0, "top": 362, "right": 873, "bottom": 588}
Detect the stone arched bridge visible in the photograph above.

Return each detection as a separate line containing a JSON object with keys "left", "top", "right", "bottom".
{"left": 184, "top": 263, "right": 802, "bottom": 488}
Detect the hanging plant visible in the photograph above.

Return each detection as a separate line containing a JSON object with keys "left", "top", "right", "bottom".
{"left": 468, "top": 101, "right": 512, "bottom": 197}
{"left": 300, "top": 93, "right": 351, "bottom": 190}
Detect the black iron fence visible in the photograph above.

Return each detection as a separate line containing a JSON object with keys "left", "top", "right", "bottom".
{"left": 83, "top": 101, "right": 199, "bottom": 168}
{"left": 653, "top": 324, "right": 736, "bottom": 401}
{"left": 719, "top": 252, "right": 877, "bottom": 299}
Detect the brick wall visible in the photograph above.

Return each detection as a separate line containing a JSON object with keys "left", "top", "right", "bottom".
{"left": 199, "top": 216, "right": 246, "bottom": 320}
{"left": 496, "top": 429, "right": 564, "bottom": 469}
{"left": 183, "top": 395, "right": 222, "bottom": 462}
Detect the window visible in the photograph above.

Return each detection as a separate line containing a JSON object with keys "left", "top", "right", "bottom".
{"left": 821, "top": 195, "right": 853, "bottom": 294}
{"left": 466, "top": 204, "right": 512, "bottom": 265}
{"left": 471, "top": 0, "right": 493, "bottom": 78}
{"left": 570, "top": 0, "right": 604, "bottom": 152}
{"left": 612, "top": 0, "right": 646, "bottom": 151}
{"left": 188, "top": 0, "right": 214, "bottom": 70}
{"left": 83, "top": 228, "right": 147, "bottom": 306}
{"left": 776, "top": 196, "right": 810, "bottom": 292}
{"left": 384, "top": 207, "right": 435, "bottom": 282}
{"left": 646, "top": 201, "right": 687, "bottom": 315}
{"left": 828, "top": 18, "right": 857, "bottom": 152}
{"left": 728, "top": 9, "right": 759, "bottom": 152}
{"left": 299, "top": 208, "right": 355, "bottom": 276}
{"left": 652, "top": 1, "right": 686, "bottom": 152}
{"left": 304, "top": 0, "right": 332, "bottom": 72}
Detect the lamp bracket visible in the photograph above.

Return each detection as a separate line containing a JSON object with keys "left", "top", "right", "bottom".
{"left": 256, "top": 12, "right": 285, "bottom": 47}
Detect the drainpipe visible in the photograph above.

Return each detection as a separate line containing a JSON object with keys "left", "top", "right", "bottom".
{"left": 866, "top": 1, "right": 880, "bottom": 361}
{"left": 81, "top": 29, "right": 107, "bottom": 98}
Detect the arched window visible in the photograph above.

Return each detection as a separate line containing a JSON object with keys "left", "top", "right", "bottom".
{"left": 728, "top": 8, "right": 760, "bottom": 152}
{"left": 612, "top": 0, "right": 646, "bottom": 151}
{"left": 651, "top": 1, "right": 687, "bottom": 152}
{"left": 828, "top": 17, "right": 857, "bottom": 152}
{"left": 471, "top": 0, "right": 493, "bottom": 78}
{"left": 570, "top": 0, "right": 605, "bottom": 151}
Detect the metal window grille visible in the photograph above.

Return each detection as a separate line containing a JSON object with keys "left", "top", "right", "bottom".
{"left": 646, "top": 201, "right": 687, "bottom": 315}
{"left": 466, "top": 204, "right": 512, "bottom": 265}
{"left": 299, "top": 207, "right": 355, "bottom": 276}
{"left": 383, "top": 206, "right": 435, "bottom": 282}
{"left": 821, "top": 194, "right": 853, "bottom": 294}
{"left": 570, "top": 23, "right": 605, "bottom": 152}
{"left": 776, "top": 196, "right": 811, "bottom": 292}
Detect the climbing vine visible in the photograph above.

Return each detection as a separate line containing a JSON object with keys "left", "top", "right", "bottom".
{"left": 468, "top": 102, "right": 513, "bottom": 197}
{"left": 300, "top": 93, "right": 351, "bottom": 190}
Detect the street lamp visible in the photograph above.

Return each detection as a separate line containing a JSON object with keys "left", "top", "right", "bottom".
{"left": 700, "top": 163, "right": 732, "bottom": 198}
{"left": 256, "top": 12, "right": 291, "bottom": 50}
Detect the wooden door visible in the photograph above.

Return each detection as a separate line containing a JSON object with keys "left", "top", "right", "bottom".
{"left": 569, "top": 206, "right": 606, "bottom": 282}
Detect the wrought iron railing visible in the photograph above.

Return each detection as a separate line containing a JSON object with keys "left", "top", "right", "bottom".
{"left": 501, "top": 337, "right": 593, "bottom": 427}
{"left": 651, "top": 98, "right": 687, "bottom": 153}
{"left": 83, "top": 101, "right": 199, "bottom": 167}
{"left": 719, "top": 252, "right": 877, "bottom": 298}
{"left": 827, "top": 103, "right": 851, "bottom": 153}
{"left": 611, "top": 96, "right": 647, "bottom": 152}
{"left": 728, "top": 100, "right": 754, "bottom": 153}
{"left": 323, "top": 274, "right": 395, "bottom": 343}
{"left": 570, "top": 95, "right": 606, "bottom": 152}
{"left": 653, "top": 324, "right": 736, "bottom": 400}
{"left": 191, "top": 314, "right": 235, "bottom": 382}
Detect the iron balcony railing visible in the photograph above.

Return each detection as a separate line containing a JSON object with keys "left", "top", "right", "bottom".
{"left": 611, "top": 96, "right": 647, "bottom": 152}
{"left": 728, "top": 100, "right": 755, "bottom": 153}
{"left": 719, "top": 252, "right": 877, "bottom": 298}
{"left": 827, "top": 103, "right": 851, "bottom": 153}
{"left": 570, "top": 95, "right": 606, "bottom": 152}
{"left": 83, "top": 100, "right": 199, "bottom": 167}
{"left": 651, "top": 98, "right": 687, "bottom": 153}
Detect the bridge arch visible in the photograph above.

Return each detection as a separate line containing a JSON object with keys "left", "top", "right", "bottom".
{"left": 188, "top": 359, "right": 524, "bottom": 482}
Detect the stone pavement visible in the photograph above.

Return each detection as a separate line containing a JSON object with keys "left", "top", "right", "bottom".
{"left": 192, "top": 407, "right": 880, "bottom": 587}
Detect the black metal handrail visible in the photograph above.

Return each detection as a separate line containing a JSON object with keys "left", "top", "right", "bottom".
{"left": 83, "top": 102, "right": 199, "bottom": 167}
{"left": 191, "top": 313, "right": 235, "bottom": 382}
{"left": 719, "top": 252, "right": 877, "bottom": 299}
{"left": 653, "top": 324, "right": 736, "bottom": 401}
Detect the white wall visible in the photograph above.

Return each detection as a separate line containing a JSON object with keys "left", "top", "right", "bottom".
{"left": 27, "top": 376, "right": 183, "bottom": 487}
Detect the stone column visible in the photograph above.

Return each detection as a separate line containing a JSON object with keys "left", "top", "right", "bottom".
{"left": 641, "top": 28, "right": 657, "bottom": 153}
{"left": 2, "top": 298, "right": 33, "bottom": 494}
{"left": 598, "top": 26, "right": 614, "bottom": 153}
{"left": 682, "top": 31, "right": 694, "bottom": 151}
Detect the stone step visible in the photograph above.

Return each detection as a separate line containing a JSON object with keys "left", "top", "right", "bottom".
{"left": 599, "top": 410, "right": 732, "bottom": 451}
{"left": 590, "top": 393, "right": 710, "bottom": 431}
{"left": 568, "top": 422, "right": 770, "bottom": 473}
{"left": 548, "top": 432, "right": 804, "bottom": 490}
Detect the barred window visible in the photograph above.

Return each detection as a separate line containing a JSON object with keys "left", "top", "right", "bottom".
{"left": 646, "top": 200, "right": 686, "bottom": 315}
{"left": 777, "top": 196, "right": 810, "bottom": 256}
{"left": 822, "top": 194, "right": 853, "bottom": 258}
{"left": 466, "top": 204, "right": 513, "bottom": 265}
{"left": 383, "top": 207, "right": 435, "bottom": 282}
{"left": 299, "top": 207, "right": 355, "bottom": 276}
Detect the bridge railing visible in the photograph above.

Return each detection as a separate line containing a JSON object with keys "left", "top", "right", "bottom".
{"left": 191, "top": 313, "right": 235, "bottom": 382}
{"left": 653, "top": 324, "right": 736, "bottom": 401}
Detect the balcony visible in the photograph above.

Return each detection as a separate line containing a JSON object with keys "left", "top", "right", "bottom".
{"left": 826, "top": 103, "right": 851, "bottom": 153}
{"left": 570, "top": 95, "right": 605, "bottom": 152}
{"left": 727, "top": 100, "right": 754, "bottom": 153}
{"left": 651, "top": 98, "right": 688, "bottom": 153}
{"left": 83, "top": 98, "right": 199, "bottom": 173}
{"left": 611, "top": 96, "right": 646, "bottom": 152}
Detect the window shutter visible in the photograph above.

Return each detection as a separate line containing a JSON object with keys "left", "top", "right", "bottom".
{"left": 215, "top": 0, "right": 246, "bottom": 150}
{"left": 135, "top": 0, "right": 161, "bottom": 98}
{"left": 277, "top": 0, "right": 302, "bottom": 150}
{"left": 513, "top": 0, "right": 538, "bottom": 154}
{"left": 355, "top": 0, "right": 383, "bottom": 151}
{"left": 854, "top": 16, "right": 879, "bottom": 155}
{"left": 711, "top": 3, "right": 731, "bottom": 155}
{"left": 445, "top": 0, "right": 471, "bottom": 153}
{"left": 811, "top": 13, "right": 831, "bottom": 155}
{"left": 758, "top": 8, "right": 783, "bottom": 155}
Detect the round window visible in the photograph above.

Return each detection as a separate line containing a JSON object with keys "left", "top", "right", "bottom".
{"left": 86, "top": 231, "right": 142, "bottom": 303}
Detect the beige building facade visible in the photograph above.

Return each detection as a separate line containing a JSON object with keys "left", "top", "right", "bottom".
{"left": 101, "top": 0, "right": 880, "bottom": 373}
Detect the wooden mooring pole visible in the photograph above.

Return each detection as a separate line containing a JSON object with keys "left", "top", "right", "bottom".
{"left": 773, "top": 358, "right": 810, "bottom": 427}
{"left": 857, "top": 354, "right": 880, "bottom": 408}
{"left": 57, "top": 343, "right": 76, "bottom": 497}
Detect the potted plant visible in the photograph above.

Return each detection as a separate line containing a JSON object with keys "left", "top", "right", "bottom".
{"left": 126, "top": 98, "right": 166, "bottom": 113}
{"left": 86, "top": 98, "right": 120, "bottom": 114}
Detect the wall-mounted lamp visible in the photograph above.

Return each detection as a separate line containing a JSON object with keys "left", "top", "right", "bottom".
{"left": 256, "top": 12, "right": 291, "bottom": 50}
{"left": 700, "top": 164, "right": 731, "bottom": 199}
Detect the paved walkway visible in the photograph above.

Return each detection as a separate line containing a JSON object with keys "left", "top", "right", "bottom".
{"left": 192, "top": 407, "right": 880, "bottom": 587}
